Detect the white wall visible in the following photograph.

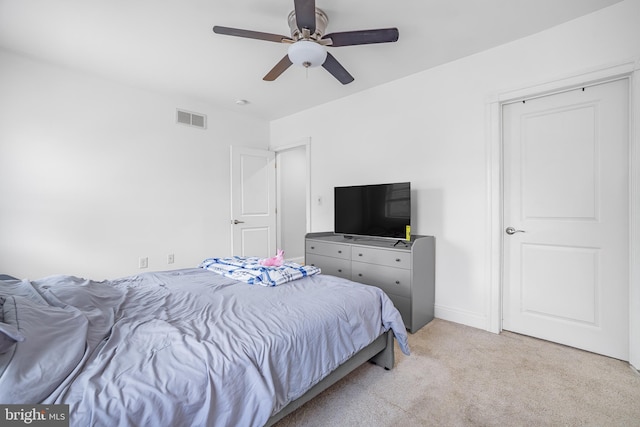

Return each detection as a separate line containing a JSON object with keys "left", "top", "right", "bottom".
{"left": 270, "top": 0, "right": 640, "bottom": 330}
{"left": 0, "top": 50, "right": 269, "bottom": 280}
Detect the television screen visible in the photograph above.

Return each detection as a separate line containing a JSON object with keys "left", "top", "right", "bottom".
{"left": 334, "top": 182, "right": 411, "bottom": 240}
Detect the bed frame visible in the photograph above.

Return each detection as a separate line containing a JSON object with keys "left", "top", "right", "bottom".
{"left": 265, "top": 330, "right": 395, "bottom": 426}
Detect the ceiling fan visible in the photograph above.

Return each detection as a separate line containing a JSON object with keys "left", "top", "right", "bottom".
{"left": 212, "top": 0, "right": 399, "bottom": 84}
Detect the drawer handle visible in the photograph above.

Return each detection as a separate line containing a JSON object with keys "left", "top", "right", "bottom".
{"left": 338, "top": 250, "right": 342, "bottom": 254}
{"left": 395, "top": 258, "right": 401, "bottom": 262}
{"left": 358, "top": 273, "right": 363, "bottom": 277}
{"left": 358, "top": 253, "right": 363, "bottom": 257}
{"left": 311, "top": 246, "right": 315, "bottom": 249}
{"left": 395, "top": 280, "right": 400, "bottom": 285}
{"left": 338, "top": 269, "right": 342, "bottom": 273}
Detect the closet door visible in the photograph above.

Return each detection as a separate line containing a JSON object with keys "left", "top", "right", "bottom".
{"left": 502, "top": 78, "right": 629, "bottom": 360}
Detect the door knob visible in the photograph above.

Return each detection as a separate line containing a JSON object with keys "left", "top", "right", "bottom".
{"left": 232, "top": 219, "right": 245, "bottom": 224}
{"left": 505, "top": 226, "right": 525, "bottom": 235}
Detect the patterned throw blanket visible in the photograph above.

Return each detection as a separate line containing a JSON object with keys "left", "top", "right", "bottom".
{"left": 199, "top": 257, "right": 321, "bottom": 287}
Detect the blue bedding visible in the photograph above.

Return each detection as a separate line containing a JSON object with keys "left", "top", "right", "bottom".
{"left": 199, "top": 256, "right": 321, "bottom": 286}
{"left": 0, "top": 268, "right": 409, "bottom": 427}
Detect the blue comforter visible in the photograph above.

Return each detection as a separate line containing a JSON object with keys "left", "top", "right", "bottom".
{"left": 0, "top": 268, "right": 409, "bottom": 427}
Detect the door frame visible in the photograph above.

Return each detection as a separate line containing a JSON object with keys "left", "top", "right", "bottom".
{"left": 486, "top": 59, "right": 640, "bottom": 368}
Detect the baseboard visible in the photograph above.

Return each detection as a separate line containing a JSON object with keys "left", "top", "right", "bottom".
{"left": 287, "top": 256, "right": 305, "bottom": 265}
{"left": 434, "top": 304, "right": 490, "bottom": 332}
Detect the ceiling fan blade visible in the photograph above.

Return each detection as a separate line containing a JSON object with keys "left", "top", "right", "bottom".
{"left": 263, "top": 55, "right": 293, "bottom": 81}
{"left": 323, "top": 28, "right": 399, "bottom": 47}
{"left": 294, "top": 0, "right": 316, "bottom": 33}
{"left": 322, "top": 52, "right": 354, "bottom": 85}
{"left": 213, "top": 26, "right": 292, "bottom": 43}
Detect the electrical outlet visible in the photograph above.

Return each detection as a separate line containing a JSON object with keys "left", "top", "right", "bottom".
{"left": 168, "top": 254, "right": 175, "bottom": 264}
{"left": 139, "top": 257, "right": 148, "bottom": 269}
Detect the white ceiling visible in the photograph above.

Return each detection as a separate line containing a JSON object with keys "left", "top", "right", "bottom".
{"left": 0, "top": 0, "right": 623, "bottom": 120}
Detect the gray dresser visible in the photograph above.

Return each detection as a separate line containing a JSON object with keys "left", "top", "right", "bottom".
{"left": 305, "top": 232, "right": 435, "bottom": 333}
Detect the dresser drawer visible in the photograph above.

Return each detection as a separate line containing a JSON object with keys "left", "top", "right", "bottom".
{"left": 306, "top": 240, "right": 351, "bottom": 260}
{"left": 351, "top": 262, "right": 411, "bottom": 298}
{"left": 351, "top": 246, "right": 411, "bottom": 269}
{"left": 306, "top": 254, "right": 352, "bottom": 280}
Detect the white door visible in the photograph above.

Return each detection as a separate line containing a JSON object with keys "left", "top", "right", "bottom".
{"left": 502, "top": 78, "right": 629, "bottom": 360}
{"left": 230, "top": 146, "right": 276, "bottom": 258}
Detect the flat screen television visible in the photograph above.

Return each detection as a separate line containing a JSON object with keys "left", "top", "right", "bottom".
{"left": 334, "top": 182, "right": 411, "bottom": 240}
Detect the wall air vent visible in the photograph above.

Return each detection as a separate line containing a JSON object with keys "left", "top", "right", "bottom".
{"left": 176, "top": 109, "right": 207, "bottom": 129}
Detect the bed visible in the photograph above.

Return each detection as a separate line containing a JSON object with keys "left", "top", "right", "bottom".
{"left": 0, "top": 263, "right": 409, "bottom": 426}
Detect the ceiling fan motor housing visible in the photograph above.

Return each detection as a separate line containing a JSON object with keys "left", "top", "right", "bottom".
{"left": 287, "top": 8, "right": 328, "bottom": 41}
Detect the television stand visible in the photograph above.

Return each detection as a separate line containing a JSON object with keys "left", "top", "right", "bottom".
{"left": 305, "top": 232, "right": 435, "bottom": 333}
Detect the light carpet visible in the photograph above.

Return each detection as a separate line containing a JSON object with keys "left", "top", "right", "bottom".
{"left": 275, "top": 319, "right": 640, "bottom": 426}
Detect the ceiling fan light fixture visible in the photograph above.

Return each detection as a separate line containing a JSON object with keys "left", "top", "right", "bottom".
{"left": 287, "top": 40, "right": 327, "bottom": 68}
